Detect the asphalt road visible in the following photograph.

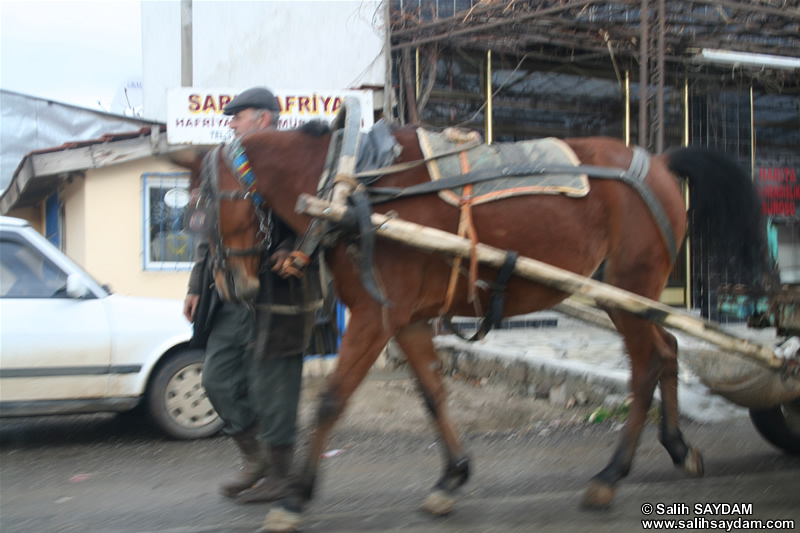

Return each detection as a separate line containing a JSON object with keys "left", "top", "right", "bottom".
{"left": 2, "top": 387, "right": 799, "bottom": 533}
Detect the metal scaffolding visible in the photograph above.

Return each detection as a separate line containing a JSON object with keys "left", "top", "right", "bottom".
{"left": 389, "top": 0, "right": 800, "bottom": 147}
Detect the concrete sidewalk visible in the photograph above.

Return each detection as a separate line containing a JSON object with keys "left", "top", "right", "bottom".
{"left": 432, "top": 311, "right": 785, "bottom": 423}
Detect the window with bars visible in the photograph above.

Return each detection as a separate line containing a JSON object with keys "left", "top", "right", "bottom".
{"left": 143, "top": 173, "right": 196, "bottom": 271}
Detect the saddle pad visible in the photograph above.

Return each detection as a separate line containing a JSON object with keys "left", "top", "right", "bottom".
{"left": 417, "top": 128, "right": 589, "bottom": 207}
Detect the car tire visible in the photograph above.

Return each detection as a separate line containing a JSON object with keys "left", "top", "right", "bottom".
{"left": 749, "top": 399, "right": 800, "bottom": 455}
{"left": 146, "top": 348, "right": 224, "bottom": 439}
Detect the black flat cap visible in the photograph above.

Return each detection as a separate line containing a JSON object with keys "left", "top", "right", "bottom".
{"left": 223, "top": 87, "right": 280, "bottom": 115}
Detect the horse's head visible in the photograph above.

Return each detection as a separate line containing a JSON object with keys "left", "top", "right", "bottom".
{"left": 176, "top": 123, "right": 334, "bottom": 303}
{"left": 173, "top": 144, "right": 265, "bottom": 303}
{"left": 207, "top": 143, "right": 270, "bottom": 303}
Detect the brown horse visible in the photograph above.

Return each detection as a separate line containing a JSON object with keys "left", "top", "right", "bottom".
{"left": 186, "top": 122, "right": 764, "bottom": 532}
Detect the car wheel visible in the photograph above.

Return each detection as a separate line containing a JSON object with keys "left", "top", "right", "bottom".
{"left": 749, "top": 399, "right": 800, "bottom": 455}
{"left": 146, "top": 348, "right": 224, "bottom": 439}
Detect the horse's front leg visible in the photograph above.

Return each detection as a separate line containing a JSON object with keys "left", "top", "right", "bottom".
{"left": 260, "top": 309, "right": 395, "bottom": 533}
{"left": 394, "top": 320, "right": 470, "bottom": 515}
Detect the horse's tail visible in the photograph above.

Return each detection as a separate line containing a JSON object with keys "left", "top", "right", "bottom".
{"left": 665, "top": 146, "right": 769, "bottom": 285}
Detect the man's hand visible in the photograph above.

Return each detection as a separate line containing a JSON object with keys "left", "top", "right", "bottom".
{"left": 184, "top": 294, "right": 200, "bottom": 322}
{"left": 270, "top": 249, "right": 291, "bottom": 278}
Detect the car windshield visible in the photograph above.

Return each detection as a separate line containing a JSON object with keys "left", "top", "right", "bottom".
{"left": 0, "top": 239, "right": 69, "bottom": 298}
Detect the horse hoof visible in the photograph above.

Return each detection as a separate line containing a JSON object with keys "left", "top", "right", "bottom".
{"left": 421, "top": 489, "right": 458, "bottom": 515}
{"left": 682, "top": 447, "right": 704, "bottom": 478}
{"left": 258, "top": 507, "right": 302, "bottom": 533}
{"left": 581, "top": 480, "right": 615, "bottom": 509}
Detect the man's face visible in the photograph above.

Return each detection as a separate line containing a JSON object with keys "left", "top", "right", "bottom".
{"left": 229, "top": 108, "right": 273, "bottom": 138}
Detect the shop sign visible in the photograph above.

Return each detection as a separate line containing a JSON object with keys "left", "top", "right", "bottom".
{"left": 757, "top": 166, "right": 800, "bottom": 219}
{"left": 166, "top": 88, "right": 374, "bottom": 145}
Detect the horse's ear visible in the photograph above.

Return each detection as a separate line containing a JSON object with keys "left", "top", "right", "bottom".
{"left": 169, "top": 147, "right": 209, "bottom": 174}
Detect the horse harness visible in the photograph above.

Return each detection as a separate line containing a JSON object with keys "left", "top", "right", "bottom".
{"left": 199, "top": 108, "right": 677, "bottom": 341}
{"left": 194, "top": 142, "right": 273, "bottom": 285}
{"left": 289, "top": 122, "right": 669, "bottom": 340}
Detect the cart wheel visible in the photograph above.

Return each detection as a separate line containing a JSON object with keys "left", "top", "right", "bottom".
{"left": 749, "top": 399, "right": 800, "bottom": 455}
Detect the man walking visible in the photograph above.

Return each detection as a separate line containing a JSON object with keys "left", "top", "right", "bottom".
{"left": 184, "top": 87, "right": 318, "bottom": 503}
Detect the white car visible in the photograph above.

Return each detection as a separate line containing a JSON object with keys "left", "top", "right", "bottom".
{"left": 0, "top": 216, "right": 223, "bottom": 439}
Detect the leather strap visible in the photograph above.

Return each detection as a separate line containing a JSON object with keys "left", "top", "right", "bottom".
{"left": 368, "top": 159, "right": 633, "bottom": 202}
{"left": 368, "top": 146, "right": 678, "bottom": 266}
{"left": 588, "top": 146, "right": 678, "bottom": 264}
{"left": 255, "top": 300, "right": 324, "bottom": 315}
{"left": 351, "top": 137, "right": 482, "bottom": 179}
{"left": 442, "top": 250, "right": 519, "bottom": 342}
{"left": 347, "top": 190, "right": 393, "bottom": 307}
{"left": 443, "top": 150, "right": 476, "bottom": 314}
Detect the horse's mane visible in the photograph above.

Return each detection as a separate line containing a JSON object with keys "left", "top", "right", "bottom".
{"left": 298, "top": 120, "right": 331, "bottom": 137}
{"left": 296, "top": 118, "right": 404, "bottom": 138}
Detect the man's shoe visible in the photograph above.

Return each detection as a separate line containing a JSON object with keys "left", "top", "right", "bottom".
{"left": 234, "top": 443, "right": 294, "bottom": 503}
{"left": 219, "top": 426, "right": 269, "bottom": 498}
{"left": 234, "top": 475, "right": 287, "bottom": 503}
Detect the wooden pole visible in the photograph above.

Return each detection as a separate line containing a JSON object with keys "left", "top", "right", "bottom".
{"left": 296, "top": 194, "right": 785, "bottom": 370}
{"left": 624, "top": 70, "right": 630, "bottom": 147}
{"left": 180, "top": 0, "right": 193, "bottom": 87}
{"left": 383, "top": 0, "right": 392, "bottom": 121}
{"left": 655, "top": 0, "right": 665, "bottom": 153}
{"left": 639, "top": 0, "right": 649, "bottom": 148}
{"left": 486, "top": 50, "right": 493, "bottom": 145}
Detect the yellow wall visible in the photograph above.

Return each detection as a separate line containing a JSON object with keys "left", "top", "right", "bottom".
{"left": 80, "top": 157, "right": 191, "bottom": 299}
{"left": 62, "top": 173, "right": 87, "bottom": 266}
{"left": 4, "top": 157, "right": 192, "bottom": 300}
{"left": 5, "top": 205, "right": 43, "bottom": 232}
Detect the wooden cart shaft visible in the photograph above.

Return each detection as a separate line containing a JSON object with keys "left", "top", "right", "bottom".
{"left": 297, "top": 194, "right": 788, "bottom": 371}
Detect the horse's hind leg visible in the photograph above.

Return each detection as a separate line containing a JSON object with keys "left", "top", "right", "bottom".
{"left": 655, "top": 327, "right": 704, "bottom": 477}
{"left": 394, "top": 321, "right": 470, "bottom": 516}
{"left": 582, "top": 311, "right": 666, "bottom": 508}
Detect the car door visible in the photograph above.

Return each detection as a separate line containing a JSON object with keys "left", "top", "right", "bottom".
{"left": 0, "top": 231, "right": 112, "bottom": 408}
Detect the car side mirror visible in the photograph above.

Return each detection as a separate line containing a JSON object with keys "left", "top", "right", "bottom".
{"left": 66, "top": 273, "right": 90, "bottom": 298}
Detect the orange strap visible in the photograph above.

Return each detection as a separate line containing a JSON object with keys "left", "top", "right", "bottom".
{"left": 442, "top": 150, "right": 480, "bottom": 314}
{"left": 443, "top": 196, "right": 468, "bottom": 313}
{"left": 463, "top": 199, "right": 479, "bottom": 304}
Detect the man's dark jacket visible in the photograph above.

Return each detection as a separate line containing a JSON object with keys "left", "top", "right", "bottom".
{"left": 188, "top": 217, "right": 323, "bottom": 358}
